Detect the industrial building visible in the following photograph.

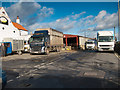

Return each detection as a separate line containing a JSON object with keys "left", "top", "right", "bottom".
{"left": 63, "top": 34, "right": 79, "bottom": 49}
{"left": 63, "top": 34, "right": 92, "bottom": 50}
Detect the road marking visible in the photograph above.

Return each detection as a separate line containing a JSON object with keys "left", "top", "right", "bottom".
{"left": 17, "top": 53, "right": 71, "bottom": 78}
{"left": 7, "top": 79, "right": 13, "bottom": 83}
{"left": 114, "top": 53, "right": 120, "bottom": 60}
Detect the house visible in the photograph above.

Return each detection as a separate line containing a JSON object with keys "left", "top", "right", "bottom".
{"left": 0, "top": 7, "right": 20, "bottom": 42}
{"left": 0, "top": 7, "right": 31, "bottom": 42}
{"left": 12, "top": 16, "right": 29, "bottom": 36}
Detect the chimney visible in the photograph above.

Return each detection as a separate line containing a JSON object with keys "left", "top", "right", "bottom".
{"left": 30, "top": 32, "right": 33, "bottom": 35}
{"left": 16, "top": 16, "right": 20, "bottom": 24}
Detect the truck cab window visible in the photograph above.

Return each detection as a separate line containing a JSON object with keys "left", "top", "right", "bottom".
{"left": 24, "top": 41, "right": 27, "bottom": 45}
{"left": 99, "top": 36, "right": 113, "bottom": 42}
{"left": 30, "top": 37, "right": 44, "bottom": 42}
{"left": 0, "top": 16, "right": 8, "bottom": 25}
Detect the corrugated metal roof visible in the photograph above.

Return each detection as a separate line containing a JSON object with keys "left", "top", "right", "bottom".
{"left": 12, "top": 22, "right": 28, "bottom": 31}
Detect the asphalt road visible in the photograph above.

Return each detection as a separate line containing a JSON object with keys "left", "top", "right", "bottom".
{"left": 2, "top": 50, "right": 120, "bottom": 88}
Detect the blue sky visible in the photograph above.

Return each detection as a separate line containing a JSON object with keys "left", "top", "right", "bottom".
{"left": 2, "top": 1, "right": 118, "bottom": 38}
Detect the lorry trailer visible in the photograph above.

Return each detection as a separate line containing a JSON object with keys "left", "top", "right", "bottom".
{"left": 2, "top": 38, "right": 24, "bottom": 55}
{"left": 30, "top": 28, "right": 63, "bottom": 54}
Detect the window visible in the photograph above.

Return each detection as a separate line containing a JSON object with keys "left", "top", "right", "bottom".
{"left": 86, "top": 42, "right": 94, "bottom": 44}
{"left": 0, "top": 16, "right": 8, "bottom": 25}
{"left": 13, "top": 31, "right": 15, "bottom": 33}
{"left": 30, "top": 37, "right": 44, "bottom": 43}
{"left": 24, "top": 41, "right": 27, "bottom": 45}
{"left": 2, "top": 12, "right": 5, "bottom": 14}
{"left": 98, "top": 36, "right": 113, "bottom": 42}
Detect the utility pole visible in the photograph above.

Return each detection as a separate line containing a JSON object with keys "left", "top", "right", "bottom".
{"left": 84, "top": 30, "right": 87, "bottom": 43}
{"left": 118, "top": 0, "right": 120, "bottom": 41}
{"left": 114, "top": 26, "right": 116, "bottom": 42}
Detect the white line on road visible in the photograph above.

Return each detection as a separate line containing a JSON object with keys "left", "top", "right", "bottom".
{"left": 7, "top": 79, "right": 13, "bottom": 83}
{"left": 114, "top": 53, "right": 120, "bottom": 60}
{"left": 17, "top": 53, "right": 70, "bottom": 78}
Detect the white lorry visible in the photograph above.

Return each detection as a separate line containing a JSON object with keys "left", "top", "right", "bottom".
{"left": 97, "top": 31, "right": 115, "bottom": 51}
{"left": 85, "top": 40, "right": 97, "bottom": 50}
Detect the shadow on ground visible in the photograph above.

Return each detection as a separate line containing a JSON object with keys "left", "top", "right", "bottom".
{"left": 4, "top": 74, "right": 120, "bottom": 88}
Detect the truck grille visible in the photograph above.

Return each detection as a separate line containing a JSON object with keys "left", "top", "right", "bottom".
{"left": 32, "top": 46, "right": 41, "bottom": 51}
{"left": 99, "top": 45, "right": 110, "bottom": 47}
{"left": 88, "top": 46, "right": 92, "bottom": 48}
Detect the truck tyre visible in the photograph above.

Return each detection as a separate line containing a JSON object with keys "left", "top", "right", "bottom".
{"left": 30, "top": 53, "right": 33, "bottom": 55}
{"left": 45, "top": 49, "right": 49, "bottom": 55}
{"left": 56, "top": 48, "right": 60, "bottom": 52}
{"left": 18, "top": 51, "right": 22, "bottom": 55}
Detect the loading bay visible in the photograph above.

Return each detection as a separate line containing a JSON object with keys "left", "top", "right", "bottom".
{"left": 2, "top": 50, "right": 120, "bottom": 88}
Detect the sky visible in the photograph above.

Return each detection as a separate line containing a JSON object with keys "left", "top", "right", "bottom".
{"left": 2, "top": 1, "right": 119, "bottom": 38}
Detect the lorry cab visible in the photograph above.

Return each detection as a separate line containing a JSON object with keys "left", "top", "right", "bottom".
{"left": 29, "top": 30, "right": 49, "bottom": 54}
{"left": 97, "top": 31, "right": 114, "bottom": 51}
{"left": 85, "top": 40, "right": 96, "bottom": 50}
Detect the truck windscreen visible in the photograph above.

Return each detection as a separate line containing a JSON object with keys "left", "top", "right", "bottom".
{"left": 86, "top": 42, "right": 94, "bottom": 44}
{"left": 98, "top": 36, "right": 113, "bottom": 42}
{"left": 30, "top": 37, "right": 44, "bottom": 43}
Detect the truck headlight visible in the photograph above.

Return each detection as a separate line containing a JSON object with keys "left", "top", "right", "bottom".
{"left": 41, "top": 46, "right": 45, "bottom": 51}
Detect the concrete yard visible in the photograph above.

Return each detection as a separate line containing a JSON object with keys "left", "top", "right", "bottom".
{"left": 2, "top": 50, "right": 120, "bottom": 88}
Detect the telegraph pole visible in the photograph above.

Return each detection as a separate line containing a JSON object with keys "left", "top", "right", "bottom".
{"left": 114, "top": 26, "right": 116, "bottom": 42}
{"left": 118, "top": 0, "right": 120, "bottom": 41}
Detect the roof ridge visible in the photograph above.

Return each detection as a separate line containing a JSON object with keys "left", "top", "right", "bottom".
{"left": 12, "top": 22, "right": 28, "bottom": 31}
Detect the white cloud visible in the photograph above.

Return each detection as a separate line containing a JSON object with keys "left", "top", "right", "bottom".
{"left": 38, "top": 6, "right": 54, "bottom": 17}
{"left": 28, "top": 10, "right": 118, "bottom": 37}
{"left": 5, "top": 2, "right": 118, "bottom": 38}
{"left": 94, "top": 10, "right": 107, "bottom": 22}
{"left": 93, "top": 11, "right": 118, "bottom": 31}
{"left": 71, "top": 11, "right": 86, "bottom": 19}
{"left": 79, "top": 10, "right": 118, "bottom": 31}
{"left": 77, "top": 10, "right": 118, "bottom": 38}
{"left": 6, "top": 2, "right": 54, "bottom": 26}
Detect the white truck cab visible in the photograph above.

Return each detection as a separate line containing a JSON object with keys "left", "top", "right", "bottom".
{"left": 97, "top": 31, "right": 114, "bottom": 51}
{"left": 86, "top": 40, "right": 96, "bottom": 50}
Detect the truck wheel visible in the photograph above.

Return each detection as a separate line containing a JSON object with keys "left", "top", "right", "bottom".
{"left": 45, "top": 49, "right": 49, "bottom": 55}
{"left": 18, "top": 51, "right": 22, "bottom": 55}
{"left": 56, "top": 48, "right": 60, "bottom": 52}
{"left": 30, "top": 53, "right": 33, "bottom": 55}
